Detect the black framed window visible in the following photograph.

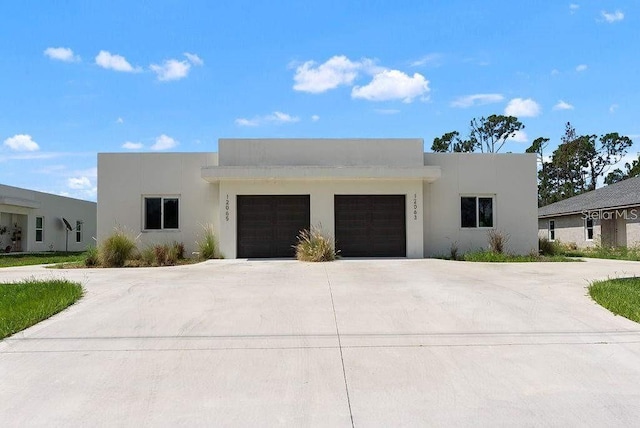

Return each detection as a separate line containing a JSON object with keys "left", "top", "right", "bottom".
{"left": 461, "top": 197, "right": 477, "bottom": 228}
{"left": 76, "top": 220, "right": 83, "bottom": 242}
{"left": 144, "top": 197, "right": 179, "bottom": 230}
{"left": 549, "top": 220, "right": 555, "bottom": 241}
{"left": 461, "top": 196, "right": 494, "bottom": 228}
{"left": 35, "top": 216, "right": 44, "bottom": 242}
{"left": 585, "top": 218, "right": 594, "bottom": 240}
{"left": 163, "top": 198, "right": 179, "bottom": 229}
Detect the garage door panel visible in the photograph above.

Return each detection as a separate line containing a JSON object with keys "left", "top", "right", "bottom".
{"left": 335, "top": 195, "right": 406, "bottom": 257}
{"left": 237, "top": 195, "right": 310, "bottom": 258}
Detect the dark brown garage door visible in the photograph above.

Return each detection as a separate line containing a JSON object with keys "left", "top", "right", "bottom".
{"left": 237, "top": 195, "right": 310, "bottom": 258}
{"left": 334, "top": 195, "right": 406, "bottom": 257}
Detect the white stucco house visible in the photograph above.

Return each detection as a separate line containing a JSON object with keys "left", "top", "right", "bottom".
{"left": 538, "top": 176, "right": 640, "bottom": 248}
{"left": 0, "top": 184, "right": 97, "bottom": 253}
{"left": 97, "top": 139, "right": 537, "bottom": 258}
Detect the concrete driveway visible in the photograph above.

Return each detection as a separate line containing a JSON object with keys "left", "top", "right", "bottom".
{"left": 1, "top": 259, "right": 640, "bottom": 427}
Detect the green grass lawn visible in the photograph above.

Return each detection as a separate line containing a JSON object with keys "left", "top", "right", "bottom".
{"left": 0, "top": 279, "right": 83, "bottom": 339}
{"left": 460, "top": 251, "right": 579, "bottom": 262}
{"left": 0, "top": 252, "right": 85, "bottom": 268}
{"left": 589, "top": 277, "right": 640, "bottom": 323}
{"left": 563, "top": 247, "right": 640, "bottom": 261}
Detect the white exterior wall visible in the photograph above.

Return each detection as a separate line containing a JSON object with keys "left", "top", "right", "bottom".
{"left": 97, "top": 153, "right": 219, "bottom": 256}
{"left": 97, "top": 141, "right": 538, "bottom": 259}
{"left": 424, "top": 153, "right": 538, "bottom": 256}
{"left": 219, "top": 138, "right": 424, "bottom": 167}
{"left": 218, "top": 180, "right": 424, "bottom": 259}
{"left": 0, "top": 184, "right": 96, "bottom": 252}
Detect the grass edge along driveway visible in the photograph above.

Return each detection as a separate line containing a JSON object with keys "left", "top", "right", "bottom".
{"left": 0, "top": 278, "right": 83, "bottom": 339}
{"left": 590, "top": 277, "right": 640, "bottom": 323}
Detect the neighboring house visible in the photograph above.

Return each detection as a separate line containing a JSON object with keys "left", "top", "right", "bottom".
{"left": 538, "top": 176, "right": 640, "bottom": 248}
{"left": 0, "top": 184, "right": 96, "bottom": 253}
{"left": 98, "top": 139, "right": 537, "bottom": 258}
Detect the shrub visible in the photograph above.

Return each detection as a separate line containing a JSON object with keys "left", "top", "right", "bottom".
{"left": 172, "top": 241, "right": 185, "bottom": 260}
{"left": 140, "top": 246, "right": 156, "bottom": 266}
{"left": 197, "top": 224, "right": 218, "bottom": 259}
{"left": 449, "top": 241, "right": 459, "bottom": 260}
{"left": 153, "top": 244, "right": 169, "bottom": 266}
{"left": 487, "top": 229, "right": 509, "bottom": 254}
{"left": 295, "top": 226, "right": 337, "bottom": 262}
{"left": 538, "top": 237, "right": 559, "bottom": 256}
{"left": 99, "top": 228, "right": 137, "bottom": 267}
{"left": 84, "top": 246, "right": 99, "bottom": 267}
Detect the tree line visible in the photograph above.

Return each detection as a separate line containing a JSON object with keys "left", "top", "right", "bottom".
{"left": 431, "top": 115, "right": 637, "bottom": 206}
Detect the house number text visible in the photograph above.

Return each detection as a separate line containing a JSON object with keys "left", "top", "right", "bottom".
{"left": 225, "top": 194, "right": 230, "bottom": 222}
{"left": 413, "top": 193, "right": 418, "bottom": 220}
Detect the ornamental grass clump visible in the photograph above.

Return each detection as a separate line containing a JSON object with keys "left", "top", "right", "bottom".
{"left": 153, "top": 244, "right": 170, "bottom": 266}
{"left": 295, "top": 226, "right": 337, "bottom": 262}
{"left": 100, "top": 228, "right": 137, "bottom": 267}
{"left": 487, "top": 229, "right": 509, "bottom": 254}
{"left": 84, "top": 245, "right": 99, "bottom": 267}
{"left": 197, "top": 224, "right": 218, "bottom": 259}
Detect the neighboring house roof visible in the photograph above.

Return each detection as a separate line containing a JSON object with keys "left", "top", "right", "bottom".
{"left": 538, "top": 176, "right": 640, "bottom": 217}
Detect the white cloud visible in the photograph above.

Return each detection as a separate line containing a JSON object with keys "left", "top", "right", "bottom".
{"left": 553, "top": 100, "right": 574, "bottom": 111}
{"left": 569, "top": 4, "right": 579, "bottom": 13}
{"left": 269, "top": 111, "right": 299, "bottom": 123}
{"left": 44, "top": 47, "right": 80, "bottom": 62}
{"left": 150, "top": 59, "right": 191, "bottom": 81}
{"left": 235, "top": 111, "right": 300, "bottom": 127}
{"left": 3, "top": 134, "right": 40, "bottom": 152}
{"left": 116, "top": 117, "right": 124, "bottom": 124}
{"left": 410, "top": 53, "right": 443, "bottom": 67}
{"left": 576, "top": 64, "right": 588, "bottom": 72}
{"left": 509, "top": 130, "right": 529, "bottom": 143}
{"left": 235, "top": 118, "right": 258, "bottom": 127}
{"left": 451, "top": 93, "right": 504, "bottom": 108}
{"left": 67, "top": 176, "right": 92, "bottom": 189}
{"left": 351, "top": 70, "right": 429, "bottom": 103}
{"left": 151, "top": 134, "right": 178, "bottom": 150}
{"left": 602, "top": 10, "right": 624, "bottom": 23}
{"left": 122, "top": 141, "right": 143, "bottom": 150}
{"left": 551, "top": 69, "right": 560, "bottom": 76}
{"left": 610, "top": 104, "right": 619, "bottom": 113}
{"left": 95, "top": 50, "right": 140, "bottom": 72}
{"left": 184, "top": 52, "right": 203, "bottom": 66}
{"left": 311, "top": 114, "right": 320, "bottom": 122}
{"left": 65, "top": 174, "right": 97, "bottom": 198}
{"left": 374, "top": 109, "right": 401, "bottom": 115}
{"left": 292, "top": 55, "right": 373, "bottom": 93}
{"left": 505, "top": 98, "right": 541, "bottom": 117}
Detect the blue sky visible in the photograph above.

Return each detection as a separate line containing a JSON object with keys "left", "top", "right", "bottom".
{"left": 1, "top": 1, "right": 638, "bottom": 201}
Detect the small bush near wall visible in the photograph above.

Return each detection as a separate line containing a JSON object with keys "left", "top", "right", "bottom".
{"left": 487, "top": 230, "right": 509, "bottom": 254}
{"left": 197, "top": 224, "right": 219, "bottom": 260}
{"left": 150, "top": 242, "right": 184, "bottom": 266}
{"left": 539, "top": 237, "right": 559, "bottom": 256}
{"left": 84, "top": 246, "right": 99, "bottom": 267}
{"left": 99, "top": 228, "right": 137, "bottom": 267}
{"left": 140, "top": 246, "right": 156, "bottom": 266}
{"left": 295, "top": 226, "right": 337, "bottom": 262}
